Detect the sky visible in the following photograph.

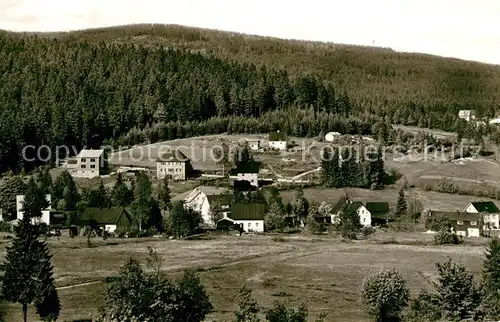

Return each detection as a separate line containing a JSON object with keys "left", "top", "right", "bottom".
{"left": 1, "top": 0, "right": 499, "bottom": 65}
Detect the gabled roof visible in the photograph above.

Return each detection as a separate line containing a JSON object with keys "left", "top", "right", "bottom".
{"left": 430, "top": 211, "right": 480, "bottom": 222}
{"left": 230, "top": 203, "right": 265, "bottom": 220}
{"left": 183, "top": 186, "right": 229, "bottom": 203}
{"left": 157, "top": 148, "right": 190, "bottom": 162}
{"left": 207, "top": 194, "right": 233, "bottom": 206}
{"left": 366, "top": 202, "right": 390, "bottom": 215}
{"left": 269, "top": 131, "right": 288, "bottom": 142}
{"left": 236, "top": 162, "right": 260, "bottom": 174}
{"left": 77, "top": 149, "right": 104, "bottom": 158}
{"left": 344, "top": 201, "right": 363, "bottom": 215}
{"left": 469, "top": 201, "right": 500, "bottom": 213}
{"left": 80, "top": 207, "right": 131, "bottom": 225}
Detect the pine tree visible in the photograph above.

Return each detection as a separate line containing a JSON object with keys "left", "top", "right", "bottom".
{"left": 157, "top": 176, "right": 171, "bottom": 211}
{"left": 0, "top": 173, "right": 27, "bottom": 219}
{"left": 482, "top": 238, "right": 500, "bottom": 319}
{"left": 394, "top": 187, "right": 407, "bottom": 220}
{"left": 37, "top": 166, "right": 52, "bottom": 196}
{"left": 1, "top": 177, "right": 60, "bottom": 322}
{"left": 111, "top": 173, "right": 133, "bottom": 207}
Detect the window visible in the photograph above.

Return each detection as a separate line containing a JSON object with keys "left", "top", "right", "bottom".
{"left": 255, "top": 222, "right": 259, "bottom": 227}
{"left": 457, "top": 221, "right": 464, "bottom": 225}
{"left": 248, "top": 223, "right": 252, "bottom": 227}
{"left": 90, "top": 164, "right": 96, "bottom": 169}
{"left": 363, "top": 218, "right": 366, "bottom": 223}
{"left": 470, "top": 221, "right": 477, "bottom": 226}
{"left": 81, "top": 165, "right": 86, "bottom": 169}
{"left": 90, "top": 158, "right": 96, "bottom": 162}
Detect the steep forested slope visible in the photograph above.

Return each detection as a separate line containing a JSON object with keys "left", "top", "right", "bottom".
{"left": 0, "top": 24, "right": 498, "bottom": 173}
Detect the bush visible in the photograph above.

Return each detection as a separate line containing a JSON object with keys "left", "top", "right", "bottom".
{"left": 435, "top": 178, "right": 458, "bottom": 194}
{"left": 361, "top": 226, "right": 375, "bottom": 237}
{"left": 434, "top": 226, "right": 462, "bottom": 245}
{"left": 361, "top": 268, "right": 409, "bottom": 322}
{"left": 0, "top": 221, "right": 12, "bottom": 233}
{"left": 405, "top": 292, "right": 442, "bottom": 322}
{"left": 272, "top": 236, "right": 286, "bottom": 242}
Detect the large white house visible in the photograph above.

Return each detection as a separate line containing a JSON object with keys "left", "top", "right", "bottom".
{"left": 183, "top": 186, "right": 232, "bottom": 227}
{"left": 268, "top": 130, "right": 288, "bottom": 151}
{"left": 16, "top": 194, "right": 51, "bottom": 225}
{"left": 75, "top": 149, "right": 105, "bottom": 179}
{"left": 156, "top": 148, "right": 191, "bottom": 181}
{"left": 218, "top": 203, "right": 265, "bottom": 232}
{"left": 463, "top": 201, "right": 500, "bottom": 230}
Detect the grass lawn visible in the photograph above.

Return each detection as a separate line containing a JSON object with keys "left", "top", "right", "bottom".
{"left": 0, "top": 233, "right": 489, "bottom": 321}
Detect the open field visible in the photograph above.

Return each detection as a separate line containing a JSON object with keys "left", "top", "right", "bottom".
{"left": 0, "top": 234, "right": 489, "bottom": 321}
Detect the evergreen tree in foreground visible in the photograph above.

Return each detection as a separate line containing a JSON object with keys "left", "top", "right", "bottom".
{"left": 482, "top": 238, "right": 500, "bottom": 319}
{"left": 394, "top": 187, "right": 408, "bottom": 220}
{"left": 1, "top": 177, "right": 60, "bottom": 322}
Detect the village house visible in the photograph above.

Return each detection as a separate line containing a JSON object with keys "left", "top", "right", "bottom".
{"left": 268, "top": 130, "right": 288, "bottom": 151}
{"left": 246, "top": 139, "right": 261, "bottom": 151}
{"left": 75, "top": 149, "right": 106, "bottom": 179}
{"left": 156, "top": 148, "right": 191, "bottom": 181}
{"left": 428, "top": 210, "right": 482, "bottom": 237}
{"left": 217, "top": 203, "right": 265, "bottom": 233}
{"left": 331, "top": 200, "right": 372, "bottom": 227}
{"left": 324, "top": 131, "right": 341, "bottom": 142}
{"left": 16, "top": 194, "right": 52, "bottom": 225}
{"left": 235, "top": 163, "right": 260, "bottom": 188}
{"left": 366, "top": 202, "right": 391, "bottom": 226}
{"left": 182, "top": 186, "right": 231, "bottom": 227}
{"left": 79, "top": 207, "right": 136, "bottom": 234}
{"left": 458, "top": 110, "right": 476, "bottom": 122}
{"left": 463, "top": 201, "right": 500, "bottom": 230}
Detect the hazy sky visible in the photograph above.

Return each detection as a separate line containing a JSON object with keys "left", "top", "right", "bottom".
{"left": 1, "top": 0, "right": 499, "bottom": 65}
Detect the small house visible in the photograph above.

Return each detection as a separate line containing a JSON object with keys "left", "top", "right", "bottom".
{"left": 75, "top": 149, "right": 106, "bottom": 179}
{"left": 79, "top": 207, "right": 136, "bottom": 233}
{"left": 325, "top": 132, "right": 341, "bottom": 142}
{"left": 246, "top": 139, "right": 261, "bottom": 151}
{"left": 16, "top": 194, "right": 51, "bottom": 225}
{"left": 458, "top": 110, "right": 476, "bottom": 122}
{"left": 268, "top": 130, "right": 288, "bottom": 151}
{"left": 463, "top": 201, "right": 500, "bottom": 230}
{"left": 235, "top": 163, "right": 260, "bottom": 188}
{"left": 226, "top": 203, "right": 265, "bottom": 232}
{"left": 330, "top": 200, "right": 371, "bottom": 227}
{"left": 156, "top": 148, "right": 191, "bottom": 181}
{"left": 366, "top": 202, "right": 390, "bottom": 226}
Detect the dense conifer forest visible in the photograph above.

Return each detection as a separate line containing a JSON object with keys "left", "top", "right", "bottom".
{"left": 0, "top": 24, "right": 499, "bottom": 173}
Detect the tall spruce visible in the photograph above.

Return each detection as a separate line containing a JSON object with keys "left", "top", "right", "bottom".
{"left": 1, "top": 177, "right": 60, "bottom": 322}
{"left": 394, "top": 187, "right": 408, "bottom": 220}
{"left": 157, "top": 176, "right": 171, "bottom": 211}
{"left": 482, "top": 238, "right": 500, "bottom": 319}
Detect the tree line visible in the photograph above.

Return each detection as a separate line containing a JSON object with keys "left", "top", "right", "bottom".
{"left": 0, "top": 32, "right": 487, "bottom": 174}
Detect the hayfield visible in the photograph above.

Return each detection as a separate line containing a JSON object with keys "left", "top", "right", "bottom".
{"left": 0, "top": 234, "right": 488, "bottom": 321}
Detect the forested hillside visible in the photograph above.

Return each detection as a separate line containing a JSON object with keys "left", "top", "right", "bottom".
{"left": 0, "top": 24, "right": 498, "bottom": 173}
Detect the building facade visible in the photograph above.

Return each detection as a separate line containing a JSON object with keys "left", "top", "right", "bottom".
{"left": 16, "top": 194, "right": 51, "bottom": 225}
{"left": 268, "top": 130, "right": 288, "bottom": 150}
{"left": 463, "top": 201, "right": 500, "bottom": 231}
{"left": 219, "top": 203, "right": 265, "bottom": 232}
{"left": 246, "top": 140, "right": 261, "bottom": 151}
{"left": 458, "top": 110, "right": 476, "bottom": 122}
{"left": 156, "top": 149, "right": 191, "bottom": 181}
{"left": 235, "top": 163, "right": 259, "bottom": 188}
{"left": 183, "top": 186, "right": 231, "bottom": 227}
{"left": 75, "top": 149, "right": 105, "bottom": 179}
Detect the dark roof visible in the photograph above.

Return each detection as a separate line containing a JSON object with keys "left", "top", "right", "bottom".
{"left": 331, "top": 197, "right": 347, "bottom": 213}
{"left": 366, "top": 202, "right": 390, "bottom": 215}
{"left": 269, "top": 131, "right": 288, "bottom": 142}
{"left": 207, "top": 194, "right": 233, "bottom": 206}
{"left": 430, "top": 211, "right": 480, "bottom": 222}
{"left": 157, "top": 148, "right": 190, "bottom": 162}
{"left": 236, "top": 162, "right": 260, "bottom": 174}
{"left": 470, "top": 201, "right": 499, "bottom": 213}
{"left": 80, "top": 207, "right": 131, "bottom": 225}
{"left": 230, "top": 203, "right": 265, "bottom": 220}
{"left": 344, "top": 201, "right": 363, "bottom": 215}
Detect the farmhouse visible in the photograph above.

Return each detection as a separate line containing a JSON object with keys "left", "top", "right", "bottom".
{"left": 366, "top": 202, "right": 390, "bottom": 226}
{"left": 75, "top": 149, "right": 106, "bottom": 179}
{"left": 331, "top": 200, "right": 371, "bottom": 227}
{"left": 463, "top": 201, "right": 500, "bottom": 230}
{"left": 458, "top": 110, "right": 476, "bottom": 122}
{"left": 217, "top": 203, "right": 265, "bottom": 232}
{"left": 489, "top": 117, "right": 500, "bottom": 125}
{"left": 79, "top": 207, "right": 136, "bottom": 233}
{"left": 235, "top": 163, "right": 260, "bottom": 188}
{"left": 183, "top": 186, "right": 231, "bottom": 227}
{"left": 429, "top": 211, "right": 482, "bottom": 237}
{"left": 246, "top": 139, "right": 261, "bottom": 151}
{"left": 156, "top": 148, "right": 191, "bottom": 181}
{"left": 268, "top": 130, "right": 288, "bottom": 150}
{"left": 16, "top": 194, "right": 51, "bottom": 225}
